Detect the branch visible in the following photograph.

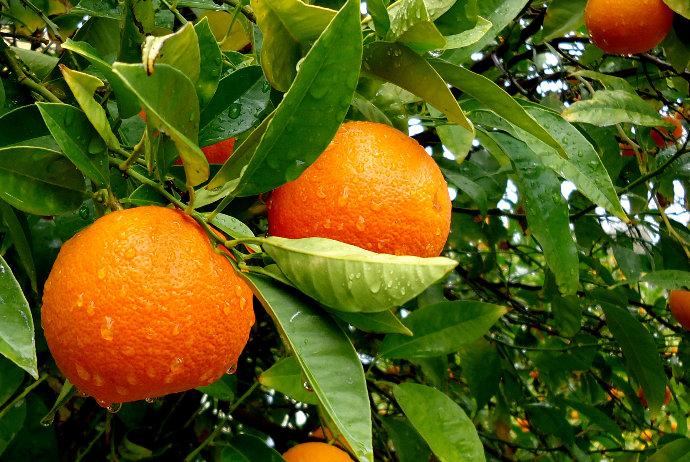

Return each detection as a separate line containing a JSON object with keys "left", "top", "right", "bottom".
{"left": 1, "top": 47, "right": 62, "bottom": 103}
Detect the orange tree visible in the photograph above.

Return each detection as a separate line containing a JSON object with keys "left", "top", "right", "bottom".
{"left": 3, "top": 0, "right": 690, "bottom": 460}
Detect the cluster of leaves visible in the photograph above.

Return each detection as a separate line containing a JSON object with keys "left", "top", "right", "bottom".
{"left": 3, "top": 0, "right": 690, "bottom": 460}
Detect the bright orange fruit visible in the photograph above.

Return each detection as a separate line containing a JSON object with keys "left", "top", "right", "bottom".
{"left": 282, "top": 442, "right": 352, "bottom": 462}
{"left": 584, "top": 0, "right": 674, "bottom": 55}
{"left": 651, "top": 116, "right": 683, "bottom": 147}
{"left": 267, "top": 121, "right": 452, "bottom": 258}
{"left": 670, "top": 290, "right": 690, "bottom": 330}
{"left": 42, "top": 206, "right": 255, "bottom": 407}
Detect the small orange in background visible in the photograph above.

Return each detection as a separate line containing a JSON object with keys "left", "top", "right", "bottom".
{"left": 641, "top": 429, "right": 653, "bottom": 441}
{"left": 41, "top": 206, "right": 255, "bottom": 407}
{"left": 516, "top": 418, "right": 530, "bottom": 432}
{"left": 584, "top": 0, "right": 675, "bottom": 55}
{"left": 570, "top": 411, "right": 579, "bottom": 419}
{"left": 669, "top": 290, "right": 690, "bottom": 330}
{"left": 619, "top": 143, "right": 636, "bottom": 157}
{"left": 529, "top": 370, "right": 539, "bottom": 379}
{"left": 637, "top": 386, "right": 672, "bottom": 408}
{"left": 267, "top": 121, "right": 452, "bottom": 258}
{"left": 671, "top": 421, "right": 679, "bottom": 432}
{"left": 282, "top": 442, "right": 352, "bottom": 462}
{"left": 651, "top": 116, "right": 683, "bottom": 147}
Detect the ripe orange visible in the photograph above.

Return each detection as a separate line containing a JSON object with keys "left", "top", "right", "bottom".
{"left": 670, "top": 290, "right": 690, "bottom": 330}
{"left": 641, "top": 429, "right": 653, "bottom": 441}
{"left": 651, "top": 116, "right": 683, "bottom": 147}
{"left": 282, "top": 442, "right": 352, "bottom": 462}
{"left": 41, "top": 205, "right": 255, "bottom": 407}
{"left": 584, "top": 0, "right": 674, "bottom": 55}
{"left": 267, "top": 121, "right": 452, "bottom": 258}
{"left": 638, "top": 386, "right": 672, "bottom": 408}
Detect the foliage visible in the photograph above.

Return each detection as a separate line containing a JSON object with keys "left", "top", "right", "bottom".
{"left": 1, "top": 0, "right": 690, "bottom": 460}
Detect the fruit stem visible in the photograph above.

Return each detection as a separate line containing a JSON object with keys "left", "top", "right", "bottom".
{"left": 184, "top": 380, "right": 260, "bottom": 461}
{"left": 0, "top": 373, "right": 48, "bottom": 421}
{"left": 108, "top": 157, "right": 187, "bottom": 210}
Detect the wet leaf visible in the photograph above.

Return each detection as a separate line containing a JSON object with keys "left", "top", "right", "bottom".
{"left": 252, "top": 0, "right": 335, "bottom": 91}
{"left": 366, "top": 0, "right": 390, "bottom": 37}
{"left": 324, "top": 307, "right": 413, "bottom": 335}
{"left": 142, "top": 22, "right": 200, "bottom": 84}
{"left": 600, "top": 302, "right": 667, "bottom": 419}
{"left": 113, "top": 63, "right": 209, "bottom": 187}
{"left": 209, "top": 214, "right": 261, "bottom": 253}
{"left": 641, "top": 270, "right": 690, "bottom": 290}
{"left": 442, "top": 169, "right": 488, "bottom": 218}
{"left": 0, "top": 398, "right": 26, "bottom": 457}
{"left": 0, "top": 356, "right": 24, "bottom": 408}
{"left": 379, "top": 417, "right": 432, "bottom": 462}
{"left": 394, "top": 383, "right": 484, "bottom": 462}
{"left": 490, "top": 132, "right": 579, "bottom": 295}
{"left": 562, "top": 90, "right": 668, "bottom": 127}
{"left": 386, "top": 0, "right": 446, "bottom": 54}
{"left": 442, "top": 16, "right": 492, "bottom": 49}
{"left": 40, "top": 379, "right": 76, "bottom": 427}
{"left": 240, "top": 273, "right": 373, "bottom": 462}
{"left": 362, "top": 42, "right": 473, "bottom": 133}
{"left": 222, "top": 434, "right": 286, "bottom": 462}
{"left": 234, "top": 0, "right": 362, "bottom": 196}
{"left": 378, "top": 301, "right": 506, "bottom": 358}
{"left": 259, "top": 236, "right": 458, "bottom": 313}
{"left": 11, "top": 47, "right": 59, "bottom": 80}
{"left": 194, "top": 18, "right": 223, "bottom": 110}
{"left": 612, "top": 246, "right": 643, "bottom": 281}
{"left": 0, "top": 146, "right": 85, "bottom": 216}
{"left": 259, "top": 357, "right": 320, "bottom": 404}
{"left": 0, "top": 200, "right": 36, "bottom": 293}
{"left": 0, "top": 254, "right": 37, "bottom": 378}
{"left": 36, "top": 103, "right": 109, "bottom": 188}
{"left": 542, "top": 0, "right": 587, "bottom": 41}
{"left": 197, "top": 374, "right": 236, "bottom": 401}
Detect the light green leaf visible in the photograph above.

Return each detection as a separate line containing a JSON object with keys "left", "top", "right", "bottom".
{"left": 259, "top": 236, "right": 457, "bottom": 313}
{"left": 0, "top": 254, "right": 38, "bottom": 378}
{"left": 60, "top": 66, "right": 121, "bottom": 150}
{"left": 541, "top": 0, "right": 587, "bottom": 41}
{"left": 40, "top": 379, "right": 77, "bottom": 427}
{"left": 363, "top": 42, "right": 473, "bottom": 133}
{"left": 233, "top": 0, "right": 362, "bottom": 196}
{"left": 562, "top": 90, "right": 668, "bottom": 128}
{"left": 378, "top": 300, "right": 506, "bottom": 358}
{"left": 663, "top": 0, "right": 690, "bottom": 19}
{"left": 394, "top": 383, "right": 485, "bottom": 462}
{"left": 379, "top": 417, "right": 432, "bottom": 462}
{"left": 366, "top": 0, "right": 390, "bottom": 37}
{"left": 113, "top": 63, "right": 209, "bottom": 187}
{"left": 252, "top": 0, "right": 336, "bottom": 92}
{"left": 142, "top": 22, "right": 200, "bottom": 84}
{"left": 600, "top": 302, "right": 668, "bottom": 419}
{"left": 386, "top": 0, "right": 446, "bottom": 54}
{"left": 641, "top": 270, "right": 690, "bottom": 290}
{"left": 571, "top": 70, "right": 637, "bottom": 93}
{"left": 0, "top": 146, "right": 86, "bottom": 215}
{"left": 209, "top": 214, "right": 261, "bottom": 253}
{"left": 36, "top": 103, "right": 109, "bottom": 188}
{"left": 197, "top": 375, "right": 236, "bottom": 401}
{"left": 442, "top": 16, "right": 492, "bottom": 49}
{"left": 324, "top": 307, "right": 414, "bottom": 335}
{"left": 442, "top": 169, "right": 488, "bottom": 218}
{"left": 241, "top": 273, "right": 373, "bottom": 462}
{"left": 259, "top": 357, "right": 320, "bottom": 404}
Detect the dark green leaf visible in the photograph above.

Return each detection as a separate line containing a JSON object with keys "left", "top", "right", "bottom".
{"left": 221, "top": 434, "right": 287, "bottom": 462}
{"left": 555, "top": 397, "right": 623, "bottom": 442}
{"left": 552, "top": 295, "right": 582, "bottom": 338}
{"left": 0, "top": 200, "right": 36, "bottom": 293}
{"left": 646, "top": 438, "right": 690, "bottom": 461}
{"left": 0, "top": 105, "right": 57, "bottom": 150}
{"left": 612, "top": 246, "right": 643, "bottom": 281}
{"left": 0, "top": 398, "right": 26, "bottom": 457}
{"left": 197, "top": 374, "right": 237, "bottom": 401}
{"left": 0, "top": 356, "right": 24, "bottom": 408}
{"left": 379, "top": 417, "right": 432, "bottom": 462}
{"left": 40, "top": 379, "right": 76, "bottom": 427}
{"left": 526, "top": 403, "right": 575, "bottom": 445}
{"left": 442, "top": 169, "right": 488, "bottom": 218}
{"left": 459, "top": 338, "right": 502, "bottom": 411}
{"left": 541, "top": 0, "right": 587, "bottom": 40}
{"left": 366, "top": 0, "right": 390, "bottom": 37}
{"left": 11, "top": 48, "right": 58, "bottom": 80}
{"left": 127, "top": 185, "right": 168, "bottom": 207}
{"left": 258, "top": 357, "right": 319, "bottom": 404}
{"left": 641, "top": 270, "right": 690, "bottom": 290}
{"left": 194, "top": 18, "right": 223, "bottom": 111}
{"left": 324, "top": 307, "right": 413, "bottom": 335}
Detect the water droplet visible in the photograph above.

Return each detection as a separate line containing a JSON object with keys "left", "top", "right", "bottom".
{"left": 170, "top": 357, "right": 184, "bottom": 373}
{"left": 78, "top": 205, "right": 89, "bottom": 219}
{"left": 338, "top": 188, "right": 349, "bottom": 206}
{"left": 97, "top": 268, "right": 106, "bottom": 279}
{"left": 228, "top": 103, "right": 242, "bottom": 119}
{"left": 240, "top": 297, "right": 246, "bottom": 310}
{"left": 562, "top": 137, "right": 569, "bottom": 144}
{"left": 173, "top": 324, "right": 179, "bottom": 335}
{"left": 356, "top": 164, "right": 364, "bottom": 173}
{"left": 124, "top": 248, "right": 136, "bottom": 258}
{"left": 107, "top": 403, "right": 122, "bottom": 413}
{"left": 356, "top": 216, "right": 365, "bottom": 231}
{"left": 371, "top": 200, "right": 383, "bottom": 211}
{"left": 77, "top": 294, "right": 84, "bottom": 307}
{"left": 146, "top": 365, "right": 156, "bottom": 378}
{"left": 303, "top": 381, "right": 314, "bottom": 392}
{"left": 101, "top": 316, "right": 114, "bottom": 341}
{"left": 227, "top": 363, "right": 237, "bottom": 374}
{"left": 78, "top": 390, "right": 89, "bottom": 398}
{"left": 76, "top": 364, "right": 90, "bottom": 380}
{"left": 41, "top": 417, "right": 54, "bottom": 427}
{"left": 322, "top": 219, "right": 332, "bottom": 229}
{"left": 223, "top": 304, "right": 231, "bottom": 315}
{"left": 116, "top": 386, "right": 129, "bottom": 396}
{"left": 336, "top": 223, "right": 344, "bottom": 230}
{"left": 387, "top": 280, "right": 393, "bottom": 288}
{"left": 189, "top": 113, "right": 195, "bottom": 122}
{"left": 316, "top": 186, "right": 327, "bottom": 199}
{"left": 577, "top": 151, "right": 584, "bottom": 157}
{"left": 401, "top": 287, "right": 406, "bottom": 295}
{"left": 145, "top": 397, "right": 158, "bottom": 404}
{"left": 126, "top": 372, "right": 138, "bottom": 385}
{"left": 94, "top": 375, "right": 105, "bottom": 386}
{"left": 262, "top": 81, "right": 271, "bottom": 93}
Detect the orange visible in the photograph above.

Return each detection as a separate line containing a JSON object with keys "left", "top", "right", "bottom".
{"left": 570, "top": 411, "right": 579, "bottom": 419}
{"left": 641, "top": 429, "right": 653, "bottom": 441}
{"left": 267, "top": 121, "right": 452, "bottom": 258}
{"left": 619, "top": 143, "right": 636, "bottom": 157}
{"left": 311, "top": 427, "right": 352, "bottom": 451}
{"left": 670, "top": 290, "right": 690, "bottom": 330}
{"left": 41, "top": 205, "right": 255, "bottom": 407}
{"left": 282, "top": 442, "right": 352, "bottom": 462}
{"left": 584, "top": 0, "right": 674, "bottom": 55}
{"left": 651, "top": 116, "right": 683, "bottom": 147}
{"left": 638, "top": 386, "right": 672, "bottom": 408}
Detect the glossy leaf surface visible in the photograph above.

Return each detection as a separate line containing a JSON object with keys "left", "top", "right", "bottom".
{"left": 258, "top": 357, "right": 320, "bottom": 404}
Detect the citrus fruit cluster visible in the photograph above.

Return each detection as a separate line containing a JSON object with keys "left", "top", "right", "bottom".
{"left": 267, "top": 121, "right": 452, "bottom": 258}
{"left": 42, "top": 206, "right": 255, "bottom": 407}
{"left": 584, "top": 0, "right": 675, "bottom": 55}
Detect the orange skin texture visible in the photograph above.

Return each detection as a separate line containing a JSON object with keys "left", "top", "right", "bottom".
{"left": 651, "top": 116, "right": 683, "bottom": 147}
{"left": 41, "top": 206, "right": 255, "bottom": 406}
{"left": 267, "top": 121, "right": 452, "bottom": 258}
{"left": 638, "top": 386, "right": 672, "bottom": 408}
{"left": 670, "top": 290, "right": 690, "bottom": 330}
{"left": 282, "top": 442, "right": 352, "bottom": 462}
{"left": 585, "top": 0, "right": 674, "bottom": 55}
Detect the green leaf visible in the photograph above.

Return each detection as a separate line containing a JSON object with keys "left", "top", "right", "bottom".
{"left": 251, "top": 0, "right": 336, "bottom": 92}
{"left": 562, "top": 90, "right": 668, "bottom": 128}
{"left": 541, "top": 0, "right": 587, "bottom": 41}
{"left": 59, "top": 66, "right": 121, "bottom": 150}
{"left": 127, "top": 185, "right": 168, "bottom": 207}
{"left": 0, "top": 77, "right": 5, "bottom": 109}
{"left": 555, "top": 397, "right": 623, "bottom": 442}
{"left": 378, "top": 301, "right": 506, "bottom": 358}
{"left": 259, "top": 236, "right": 458, "bottom": 313}
{"left": 0, "top": 146, "right": 86, "bottom": 216}
{"left": 323, "top": 307, "right": 414, "bottom": 335}
{"left": 0, "top": 398, "right": 26, "bottom": 457}
{"left": 258, "top": 357, "right": 320, "bottom": 404}
{"left": 394, "top": 383, "right": 485, "bottom": 462}
{"left": 663, "top": 0, "right": 690, "bottom": 18}
{"left": 11, "top": 47, "right": 58, "bottom": 80}
{"left": 379, "top": 417, "right": 432, "bottom": 462}
{"left": 119, "top": 0, "right": 155, "bottom": 63}
{"left": 351, "top": 92, "right": 394, "bottom": 126}
{"left": 430, "top": 61, "right": 567, "bottom": 158}
{"left": 0, "top": 105, "right": 57, "bottom": 150}
{"left": 0, "top": 356, "right": 24, "bottom": 408}
{"left": 0, "top": 200, "right": 36, "bottom": 293}
{"left": 40, "top": 379, "right": 77, "bottom": 427}
{"left": 571, "top": 70, "right": 637, "bottom": 93}
{"left": 646, "top": 438, "right": 690, "bottom": 461}
{"left": 197, "top": 374, "right": 237, "bottom": 401}
{"left": 386, "top": 0, "right": 446, "bottom": 54}
{"left": 612, "top": 246, "right": 643, "bottom": 281}
{"left": 442, "top": 169, "right": 488, "bottom": 218}
{"left": 366, "top": 0, "right": 390, "bottom": 37}
{"left": 362, "top": 42, "right": 473, "bottom": 133}
{"left": 240, "top": 273, "right": 373, "bottom": 462}
{"left": 442, "top": 16, "right": 492, "bottom": 49}
{"left": 36, "top": 103, "right": 109, "bottom": 188}
{"left": 459, "top": 338, "right": 502, "bottom": 411}
{"left": 600, "top": 302, "right": 668, "bottom": 419}
{"left": 209, "top": 214, "right": 260, "bottom": 253}
{"left": 526, "top": 403, "right": 575, "bottom": 445}
{"left": 61, "top": 39, "right": 141, "bottom": 119}
{"left": 113, "top": 63, "right": 209, "bottom": 187}
{"left": 221, "top": 434, "right": 287, "bottom": 462}
{"left": 142, "top": 22, "right": 200, "bottom": 84}
{"left": 0, "top": 254, "right": 37, "bottom": 378}
{"left": 1, "top": 393, "right": 57, "bottom": 460}
{"left": 641, "top": 270, "right": 690, "bottom": 290}
{"left": 194, "top": 18, "right": 223, "bottom": 111}
{"left": 490, "top": 132, "right": 579, "bottom": 295}
{"left": 551, "top": 295, "right": 582, "bottom": 338}
{"left": 663, "top": 27, "right": 690, "bottom": 74}
{"left": 233, "top": 0, "right": 362, "bottom": 196}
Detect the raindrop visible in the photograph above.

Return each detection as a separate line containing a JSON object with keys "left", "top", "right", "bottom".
{"left": 107, "top": 403, "right": 122, "bottom": 414}
{"left": 303, "top": 381, "right": 314, "bottom": 392}
{"left": 188, "top": 113, "right": 195, "bottom": 122}
{"left": 356, "top": 216, "right": 365, "bottom": 231}
{"left": 78, "top": 205, "right": 89, "bottom": 219}
{"left": 78, "top": 390, "right": 89, "bottom": 398}
{"left": 124, "top": 248, "right": 136, "bottom": 259}
{"left": 170, "top": 358, "right": 184, "bottom": 373}
{"left": 101, "top": 317, "right": 114, "bottom": 341}
{"left": 40, "top": 417, "right": 54, "bottom": 427}
{"left": 145, "top": 397, "right": 158, "bottom": 403}
{"left": 97, "top": 268, "right": 106, "bottom": 279}
{"left": 316, "top": 186, "right": 327, "bottom": 198}
{"left": 262, "top": 81, "right": 271, "bottom": 93}
{"left": 227, "top": 363, "right": 237, "bottom": 374}
{"left": 228, "top": 103, "right": 242, "bottom": 119}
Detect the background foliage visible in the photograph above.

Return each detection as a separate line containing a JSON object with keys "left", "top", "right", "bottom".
{"left": 2, "top": 0, "right": 690, "bottom": 460}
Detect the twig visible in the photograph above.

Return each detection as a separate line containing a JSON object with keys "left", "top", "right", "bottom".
{"left": 215, "top": 0, "right": 256, "bottom": 23}
{"left": 17, "top": 0, "right": 63, "bottom": 41}
{"left": 1, "top": 48, "right": 61, "bottom": 103}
